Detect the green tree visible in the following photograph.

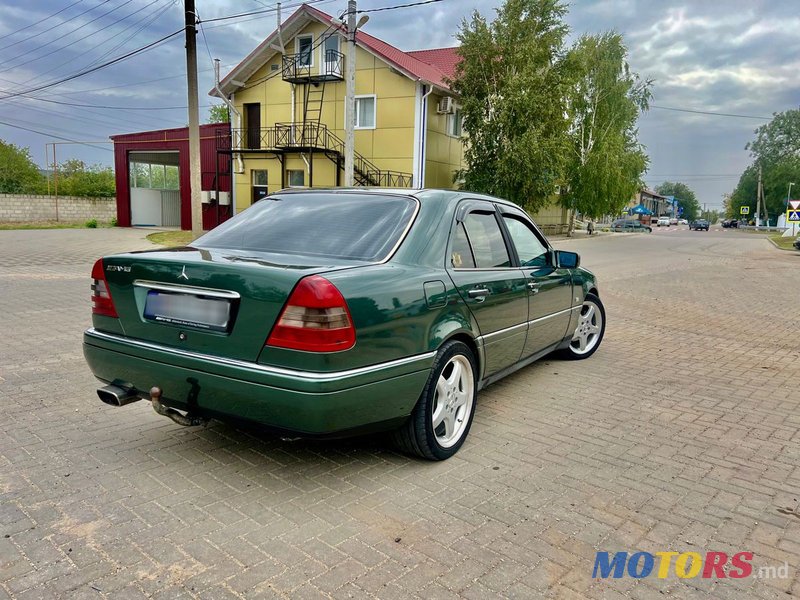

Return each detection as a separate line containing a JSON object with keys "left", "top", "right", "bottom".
{"left": 655, "top": 181, "right": 701, "bottom": 222}
{"left": 451, "top": 0, "right": 571, "bottom": 211}
{"left": 562, "top": 32, "right": 651, "bottom": 226}
{"left": 747, "top": 108, "right": 800, "bottom": 164}
{"left": 207, "top": 104, "right": 230, "bottom": 123}
{"left": 0, "top": 139, "right": 45, "bottom": 193}
{"left": 729, "top": 109, "right": 800, "bottom": 222}
{"left": 56, "top": 160, "right": 116, "bottom": 197}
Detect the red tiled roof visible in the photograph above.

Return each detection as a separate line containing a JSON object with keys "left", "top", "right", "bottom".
{"left": 406, "top": 48, "right": 461, "bottom": 81}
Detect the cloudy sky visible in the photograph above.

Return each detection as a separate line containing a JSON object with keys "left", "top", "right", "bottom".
{"left": 1, "top": 0, "right": 798, "bottom": 208}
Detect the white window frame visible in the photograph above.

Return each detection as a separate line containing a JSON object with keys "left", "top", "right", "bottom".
{"left": 352, "top": 94, "right": 376, "bottom": 130}
{"left": 287, "top": 169, "right": 305, "bottom": 187}
{"left": 447, "top": 107, "right": 463, "bottom": 138}
{"left": 296, "top": 34, "right": 314, "bottom": 68}
{"left": 322, "top": 34, "right": 340, "bottom": 69}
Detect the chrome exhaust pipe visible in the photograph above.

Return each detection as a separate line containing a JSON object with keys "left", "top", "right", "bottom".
{"left": 97, "top": 384, "right": 140, "bottom": 407}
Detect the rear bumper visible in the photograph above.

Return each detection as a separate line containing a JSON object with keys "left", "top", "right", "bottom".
{"left": 83, "top": 328, "right": 434, "bottom": 435}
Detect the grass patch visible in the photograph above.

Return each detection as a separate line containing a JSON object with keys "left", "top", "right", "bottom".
{"left": 769, "top": 232, "right": 798, "bottom": 250}
{"left": 0, "top": 221, "right": 89, "bottom": 230}
{"left": 147, "top": 230, "right": 196, "bottom": 247}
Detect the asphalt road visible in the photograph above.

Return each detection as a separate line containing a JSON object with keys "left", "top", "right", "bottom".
{"left": 1, "top": 227, "right": 799, "bottom": 599}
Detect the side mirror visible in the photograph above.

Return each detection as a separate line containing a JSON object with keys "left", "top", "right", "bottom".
{"left": 556, "top": 250, "right": 580, "bottom": 269}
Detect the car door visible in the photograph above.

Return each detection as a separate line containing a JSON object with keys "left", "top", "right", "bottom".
{"left": 498, "top": 208, "right": 574, "bottom": 356}
{"left": 448, "top": 202, "right": 529, "bottom": 377}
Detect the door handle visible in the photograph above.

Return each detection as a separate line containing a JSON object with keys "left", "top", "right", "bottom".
{"left": 468, "top": 288, "right": 491, "bottom": 299}
{"left": 527, "top": 281, "right": 540, "bottom": 294}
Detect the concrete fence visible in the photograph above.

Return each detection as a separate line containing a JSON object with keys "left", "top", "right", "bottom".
{"left": 0, "top": 194, "right": 117, "bottom": 223}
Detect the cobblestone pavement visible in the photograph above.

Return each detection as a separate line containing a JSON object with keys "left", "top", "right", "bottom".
{"left": 1, "top": 227, "right": 799, "bottom": 599}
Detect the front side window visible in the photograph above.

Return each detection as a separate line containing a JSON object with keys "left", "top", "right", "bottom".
{"left": 196, "top": 193, "right": 418, "bottom": 262}
{"left": 355, "top": 96, "right": 376, "bottom": 129}
{"left": 462, "top": 212, "right": 510, "bottom": 268}
{"left": 503, "top": 216, "right": 549, "bottom": 267}
{"left": 297, "top": 35, "right": 313, "bottom": 67}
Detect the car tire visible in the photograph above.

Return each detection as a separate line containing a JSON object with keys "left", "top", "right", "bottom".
{"left": 392, "top": 340, "right": 478, "bottom": 461}
{"left": 558, "top": 293, "right": 606, "bottom": 360}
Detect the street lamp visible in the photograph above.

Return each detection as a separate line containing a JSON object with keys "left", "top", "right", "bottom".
{"left": 787, "top": 182, "right": 795, "bottom": 205}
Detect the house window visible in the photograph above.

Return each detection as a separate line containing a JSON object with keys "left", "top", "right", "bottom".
{"left": 296, "top": 34, "right": 313, "bottom": 67}
{"left": 287, "top": 169, "right": 305, "bottom": 187}
{"left": 355, "top": 95, "right": 376, "bottom": 129}
{"left": 447, "top": 108, "right": 462, "bottom": 137}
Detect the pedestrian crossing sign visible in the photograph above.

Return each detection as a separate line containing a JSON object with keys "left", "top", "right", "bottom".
{"left": 740, "top": 206, "right": 750, "bottom": 215}
{"left": 788, "top": 210, "right": 800, "bottom": 222}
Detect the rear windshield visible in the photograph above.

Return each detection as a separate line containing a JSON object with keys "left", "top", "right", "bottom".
{"left": 195, "top": 192, "right": 417, "bottom": 262}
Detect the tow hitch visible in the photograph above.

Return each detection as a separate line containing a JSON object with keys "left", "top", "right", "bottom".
{"left": 149, "top": 386, "right": 208, "bottom": 427}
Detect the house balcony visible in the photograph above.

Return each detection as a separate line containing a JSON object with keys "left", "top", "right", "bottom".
{"left": 218, "top": 122, "right": 413, "bottom": 188}
{"left": 282, "top": 50, "right": 344, "bottom": 84}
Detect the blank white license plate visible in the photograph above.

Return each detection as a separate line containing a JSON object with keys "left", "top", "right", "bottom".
{"left": 143, "top": 290, "right": 231, "bottom": 332}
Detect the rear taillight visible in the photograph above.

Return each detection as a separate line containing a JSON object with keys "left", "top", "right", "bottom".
{"left": 266, "top": 275, "right": 355, "bottom": 352}
{"left": 91, "top": 259, "right": 118, "bottom": 318}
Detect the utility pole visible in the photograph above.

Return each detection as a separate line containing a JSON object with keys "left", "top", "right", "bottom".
{"left": 344, "top": 0, "right": 357, "bottom": 187}
{"left": 185, "top": 0, "right": 203, "bottom": 237}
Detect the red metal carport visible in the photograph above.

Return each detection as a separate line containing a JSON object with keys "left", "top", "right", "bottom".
{"left": 111, "top": 124, "right": 231, "bottom": 230}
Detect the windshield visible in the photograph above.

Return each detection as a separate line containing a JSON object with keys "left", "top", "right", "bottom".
{"left": 196, "top": 192, "right": 418, "bottom": 262}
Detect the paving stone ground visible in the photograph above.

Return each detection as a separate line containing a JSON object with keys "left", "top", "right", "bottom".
{"left": 1, "top": 226, "right": 799, "bottom": 599}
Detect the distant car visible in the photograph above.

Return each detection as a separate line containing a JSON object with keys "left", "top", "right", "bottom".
{"left": 721, "top": 219, "right": 739, "bottom": 228}
{"left": 669, "top": 217, "right": 679, "bottom": 225}
{"left": 611, "top": 220, "right": 651, "bottom": 233}
{"left": 678, "top": 219, "right": 688, "bottom": 225}
{"left": 689, "top": 219, "right": 709, "bottom": 231}
{"left": 794, "top": 236, "right": 800, "bottom": 251}
{"left": 656, "top": 217, "right": 670, "bottom": 227}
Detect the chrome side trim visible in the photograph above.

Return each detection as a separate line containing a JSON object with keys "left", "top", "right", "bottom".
{"left": 480, "top": 322, "right": 528, "bottom": 342}
{"left": 84, "top": 328, "right": 435, "bottom": 382}
{"left": 476, "top": 306, "right": 581, "bottom": 343}
{"left": 134, "top": 280, "right": 241, "bottom": 299}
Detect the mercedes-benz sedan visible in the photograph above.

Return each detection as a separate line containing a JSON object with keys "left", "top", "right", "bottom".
{"left": 84, "top": 189, "right": 604, "bottom": 460}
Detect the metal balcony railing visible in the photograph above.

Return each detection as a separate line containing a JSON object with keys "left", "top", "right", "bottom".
{"left": 221, "top": 122, "right": 413, "bottom": 188}
{"left": 281, "top": 50, "right": 344, "bottom": 83}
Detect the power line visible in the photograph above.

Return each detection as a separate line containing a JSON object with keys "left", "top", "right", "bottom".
{"left": 0, "top": 0, "right": 109, "bottom": 53}
{"left": 18, "top": 0, "right": 170, "bottom": 87}
{"left": 19, "top": 96, "right": 213, "bottom": 111}
{"left": 0, "top": 0, "right": 86, "bottom": 41}
{"left": 0, "top": 0, "right": 126, "bottom": 68}
{"left": 650, "top": 105, "right": 772, "bottom": 121}
{"left": 0, "top": 28, "right": 184, "bottom": 100}
{"left": 0, "top": 119, "right": 113, "bottom": 152}
{"left": 357, "top": 0, "right": 444, "bottom": 13}
{"left": 197, "top": 0, "right": 324, "bottom": 24}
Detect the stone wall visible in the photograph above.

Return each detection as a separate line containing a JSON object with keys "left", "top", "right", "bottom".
{"left": 0, "top": 194, "right": 117, "bottom": 223}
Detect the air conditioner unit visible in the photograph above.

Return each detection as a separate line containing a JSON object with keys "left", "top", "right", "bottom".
{"left": 217, "top": 192, "right": 230, "bottom": 206}
{"left": 437, "top": 96, "right": 454, "bottom": 114}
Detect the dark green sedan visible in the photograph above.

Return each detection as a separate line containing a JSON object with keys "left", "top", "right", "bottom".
{"left": 84, "top": 189, "right": 604, "bottom": 460}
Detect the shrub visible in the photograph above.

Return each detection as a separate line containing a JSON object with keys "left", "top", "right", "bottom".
{"left": 110, "top": 217, "right": 118, "bottom": 227}
{"left": 85, "top": 218, "right": 98, "bottom": 228}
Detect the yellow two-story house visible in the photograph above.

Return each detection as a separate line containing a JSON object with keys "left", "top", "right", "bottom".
{"left": 211, "top": 3, "right": 464, "bottom": 213}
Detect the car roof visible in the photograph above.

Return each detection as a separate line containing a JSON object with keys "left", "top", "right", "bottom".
{"left": 272, "top": 187, "right": 526, "bottom": 210}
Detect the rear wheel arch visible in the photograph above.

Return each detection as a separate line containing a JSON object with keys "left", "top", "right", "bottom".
{"left": 442, "top": 332, "right": 480, "bottom": 378}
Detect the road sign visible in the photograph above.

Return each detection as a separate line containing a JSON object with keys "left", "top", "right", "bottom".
{"left": 789, "top": 200, "right": 800, "bottom": 211}
{"left": 740, "top": 206, "right": 750, "bottom": 215}
{"left": 788, "top": 210, "right": 800, "bottom": 222}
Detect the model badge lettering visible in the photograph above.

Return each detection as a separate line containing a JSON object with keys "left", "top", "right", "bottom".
{"left": 106, "top": 265, "right": 131, "bottom": 272}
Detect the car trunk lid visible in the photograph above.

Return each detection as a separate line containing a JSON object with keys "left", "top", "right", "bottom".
{"left": 99, "top": 247, "right": 364, "bottom": 362}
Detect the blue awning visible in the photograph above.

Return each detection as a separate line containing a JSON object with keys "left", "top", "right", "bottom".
{"left": 628, "top": 203, "right": 653, "bottom": 215}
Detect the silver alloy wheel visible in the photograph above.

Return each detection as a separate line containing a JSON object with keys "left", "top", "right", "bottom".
{"left": 570, "top": 299, "right": 603, "bottom": 355}
{"left": 431, "top": 355, "right": 475, "bottom": 448}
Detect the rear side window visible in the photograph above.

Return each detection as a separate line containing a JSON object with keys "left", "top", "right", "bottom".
{"left": 462, "top": 212, "right": 511, "bottom": 268}
{"left": 196, "top": 193, "right": 417, "bottom": 262}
